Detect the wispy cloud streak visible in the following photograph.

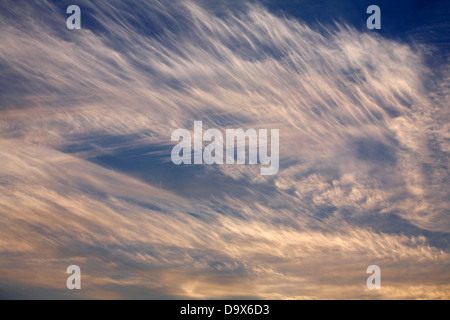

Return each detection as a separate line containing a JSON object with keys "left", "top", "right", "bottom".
{"left": 0, "top": 0, "right": 448, "bottom": 299}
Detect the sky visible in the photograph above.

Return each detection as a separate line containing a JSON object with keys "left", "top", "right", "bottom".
{"left": 0, "top": 0, "right": 449, "bottom": 299}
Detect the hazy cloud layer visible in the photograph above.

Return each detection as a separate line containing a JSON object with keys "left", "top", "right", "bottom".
{"left": 0, "top": 0, "right": 449, "bottom": 299}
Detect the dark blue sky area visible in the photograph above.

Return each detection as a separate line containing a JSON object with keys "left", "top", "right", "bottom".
{"left": 40, "top": 0, "right": 450, "bottom": 54}
{"left": 197, "top": 1, "right": 449, "bottom": 43}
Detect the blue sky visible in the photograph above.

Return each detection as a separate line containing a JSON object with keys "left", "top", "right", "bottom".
{"left": 0, "top": 0, "right": 449, "bottom": 299}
